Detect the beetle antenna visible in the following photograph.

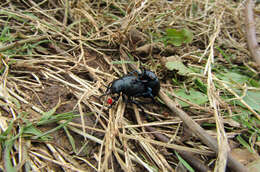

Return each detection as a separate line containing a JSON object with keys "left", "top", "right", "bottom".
{"left": 143, "top": 66, "right": 147, "bottom": 73}
{"left": 101, "top": 82, "right": 109, "bottom": 88}
{"left": 100, "top": 82, "right": 112, "bottom": 98}
{"left": 139, "top": 66, "right": 146, "bottom": 78}
{"left": 99, "top": 93, "right": 107, "bottom": 99}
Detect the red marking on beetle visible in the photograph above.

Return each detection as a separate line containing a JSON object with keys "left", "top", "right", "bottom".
{"left": 107, "top": 98, "right": 113, "bottom": 105}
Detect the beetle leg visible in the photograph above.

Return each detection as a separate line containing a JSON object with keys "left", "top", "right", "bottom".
{"left": 146, "top": 87, "right": 157, "bottom": 103}
{"left": 122, "top": 94, "right": 128, "bottom": 102}
{"left": 141, "top": 66, "right": 146, "bottom": 74}
{"left": 138, "top": 87, "right": 158, "bottom": 104}
{"left": 129, "top": 70, "right": 141, "bottom": 76}
{"left": 141, "top": 87, "right": 153, "bottom": 97}
{"left": 128, "top": 99, "right": 145, "bottom": 114}
{"left": 139, "top": 67, "right": 147, "bottom": 78}
{"left": 146, "top": 94, "right": 158, "bottom": 105}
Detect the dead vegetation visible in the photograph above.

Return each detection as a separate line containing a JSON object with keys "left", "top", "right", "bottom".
{"left": 0, "top": 0, "right": 259, "bottom": 172}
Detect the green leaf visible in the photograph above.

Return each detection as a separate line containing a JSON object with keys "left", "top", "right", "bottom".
{"left": 0, "top": 26, "right": 15, "bottom": 43}
{"left": 111, "top": 60, "right": 137, "bottom": 64}
{"left": 232, "top": 90, "right": 260, "bottom": 113}
{"left": 165, "top": 28, "right": 193, "bottom": 46}
{"left": 174, "top": 89, "right": 208, "bottom": 107}
{"left": 23, "top": 125, "right": 51, "bottom": 140}
{"left": 218, "top": 72, "right": 250, "bottom": 85}
{"left": 39, "top": 102, "right": 60, "bottom": 123}
{"left": 241, "top": 91, "right": 260, "bottom": 112}
{"left": 216, "top": 46, "right": 232, "bottom": 64}
{"left": 0, "top": 119, "right": 14, "bottom": 139}
{"left": 243, "top": 91, "right": 260, "bottom": 112}
{"left": 236, "top": 135, "right": 254, "bottom": 153}
{"left": 39, "top": 107, "right": 57, "bottom": 123}
{"left": 4, "top": 140, "right": 16, "bottom": 172}
{"left": 175, "top": 151, "right": 195, "bottom": 172}
{"left": 32, "top": 118, "right": 73, "bottom": 140}
{"left": 37, "top": 111, "right": 80, "bottom": 125}
{"left": 64, "top": 126, "right": 76, "bottom": 153}
{"left": 23, "top": 12, "right": 39, "bottom": 20}
{"left": 165, "top": 61, "right": 193, "bottom": 76}
{"left": 172, "top": 78, "right": 179, "bottom": 85}
{"left": 182, "top": 29, "right": 193, "bottom": 43}
{"left": 249, "top": 79, "right": 260, "bottom": 87}
{"left": 167, "top": 38, "right": 183, "bottom": 46}
{"left": 194, "top": 78, "right": 207, "bottom": 94}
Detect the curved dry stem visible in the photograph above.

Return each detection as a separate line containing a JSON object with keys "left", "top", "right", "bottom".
{"left": 245, "top": 0, "right": 260, "bottom": 66}
{"left": 159, "top": 90, "right": 249, "bottom": 172}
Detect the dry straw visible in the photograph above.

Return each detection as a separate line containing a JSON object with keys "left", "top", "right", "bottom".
{"left": 0, "top": 0, "right": 258, "bottom": 171}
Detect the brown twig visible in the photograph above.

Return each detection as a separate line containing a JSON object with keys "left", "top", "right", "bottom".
{"left": 245, "top": 0, "right": 260, "bottom": 66}
{"left": 159, "top": 90, "right": 249, "bottom": 172}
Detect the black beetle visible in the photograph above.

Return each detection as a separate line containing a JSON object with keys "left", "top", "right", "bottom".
{"left": 100, "top": 68, "right": 160, "bottom": 109}
{"left": 134, "top": 68, "right": 160, "bottom": 98}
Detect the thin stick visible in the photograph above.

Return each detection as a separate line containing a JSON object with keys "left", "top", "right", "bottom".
{"left": 146, "top": 126, "right": 211, "bottom": 172}
{"left": 159, "top": 90, "right": 249, "bottom": 172}
{"left": 245, "top": 0, "right": 260, "bottom": 66}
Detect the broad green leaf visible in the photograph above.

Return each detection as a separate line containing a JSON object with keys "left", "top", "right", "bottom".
{"left": 243, "top": 91, "right": 260, "bottom": 112}
{"left": 181, "top": 29, "right": 193, "bottom": 43}
{"left": 174, "top": 89, "right": 208, "bottom": 107}
{"left": 166, "top": 28, "right": 193, "bottom": 46}
{"left": 231, "top": 90, "right": 260, "bottom": 113}
{"left": 167, "top": 39, "right": 183, "bottom": 46}
{"left": 166, "top": 61, "right": 193, "bottom": 76}
{"left": 218, "top": 72, "right": 250, "bottom": 85}
{"left": 249, "top": 79, "right": 260, "bottom": 87}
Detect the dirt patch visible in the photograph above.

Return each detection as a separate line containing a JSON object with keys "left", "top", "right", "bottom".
{"left": 31, "top": 85, "right": 76, "bottom": 112}
{"left": 30, "top": 84, "right": 102, "bottom": 156}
